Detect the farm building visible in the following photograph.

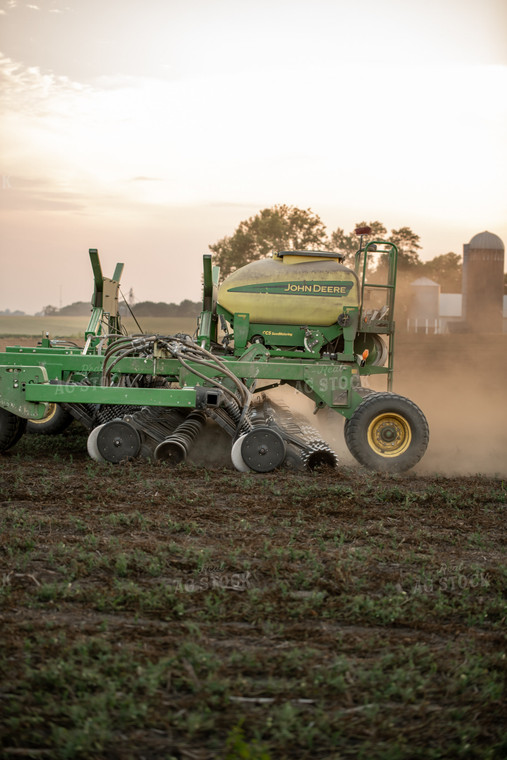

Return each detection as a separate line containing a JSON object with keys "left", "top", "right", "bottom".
{"left": 407, "top": 231, "right": 506, "bottom": 334}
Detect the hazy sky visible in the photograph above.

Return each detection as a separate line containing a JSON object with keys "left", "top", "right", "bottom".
{"left": 1, "top": 0, "right": 506, "bottom": 313}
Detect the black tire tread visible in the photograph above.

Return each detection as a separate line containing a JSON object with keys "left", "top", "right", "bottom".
{"left": 345, "top": 391, "right": 429, "bottom": 473}
{"left": 0, "top": 409, "right": 27, "bottom": 452}
{"left": 27, "top": 404, "right": 73, "bottom": 435}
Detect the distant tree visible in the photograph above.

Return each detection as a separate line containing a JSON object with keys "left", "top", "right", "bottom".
{"left": 210, "top": 209, "right": 425, "bottom": 279}
{"left": 42, "top": 305, "right": 58, "bottom": 316}
{"left": 387, "top": 227, "right": 422, "bottom": 270}
{"left": 326, "top": 227, "right": 356, "bottom": 258}
{"left": 328, "top": 221, "right": 387, "bottom": 260}
{"left": 209, "top": 204, "right": 328, "bottom": 277}
{"left": 58, "top": 301, "right": 91, "bottom": 316}
{"left": 131, "top": 301, "right": 175, "bottom": 317}
{"left": 329, "top": 221, "right": 422, "bottom": 275}
{"left": 130, "top": 300, "right": 201, "bottom": 317}
{"left": 422, "top": 252, "right": 462, "bottom": 293}
{"left": 178, "top": 299, "right": 201, "bottom": 316}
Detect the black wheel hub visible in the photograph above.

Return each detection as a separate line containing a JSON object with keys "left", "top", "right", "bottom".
{"left": 379, "top": 425, "right": 397, "bottom": 442}
{"left": 96, "top": 420, "right": 141, "bottom": 463}
{"left": 240, "top": 427, "right": 286, "bottom": 473}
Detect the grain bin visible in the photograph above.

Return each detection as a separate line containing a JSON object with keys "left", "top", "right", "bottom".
{"left": 462, "top": 231, "right": 505, "bottom": 332}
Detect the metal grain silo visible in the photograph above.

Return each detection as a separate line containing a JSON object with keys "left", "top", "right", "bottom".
{"left": 462, "top": 231, "right": 505, "bottom": 332}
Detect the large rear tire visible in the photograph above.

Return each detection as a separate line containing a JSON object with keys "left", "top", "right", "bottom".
{"left": 27, "top": 403, "right": 73, "bottom": 435}
{"left": 345, "top": 392, "right": 429, "bottom": 472}
{"left": 0, "top": 409, "right": 27, "bottom": 452}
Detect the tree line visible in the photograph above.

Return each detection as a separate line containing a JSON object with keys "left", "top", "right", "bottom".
{"left": 42, "top": 299, "right": 202, "bottom": 318}
{"left": 39, "top": 205, "right": 504, "bottom": 318}
{"left": 209, "top": 204, "right": 465, "bottom": 293}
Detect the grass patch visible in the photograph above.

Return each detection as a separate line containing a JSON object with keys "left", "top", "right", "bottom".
{"left": 0, "top": 434, "right": 505, "bottom": 758}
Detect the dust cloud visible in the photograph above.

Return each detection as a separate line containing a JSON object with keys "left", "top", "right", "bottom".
{"left": 392, "top": 333, "right": 507, "bottom": 476}
{"left": 281, "top": 333, "right": 507, "bottom": 477}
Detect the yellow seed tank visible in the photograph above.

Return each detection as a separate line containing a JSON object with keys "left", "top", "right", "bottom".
{"left": 217, "top": 252, "right": 360, "bottom": 326}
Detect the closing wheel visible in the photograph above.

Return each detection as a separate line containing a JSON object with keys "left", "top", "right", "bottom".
{"left": 96, "top": 420, "right": 141, "bottom": 463}
{"left": 0, "top": 408, "right": 27, "bottom": 452}
{"left": 87, "top": 424, "right": 107, "bottom": 463}
{"left": 27, "top": 403, "right": 73, "bottom": 435}
{"left": 231, "top": 435, "right": 252, "bottom": 472}
{"left": 345, "top": 392, "right": 429, "bottom": 472}
{"left": 154, "top": 439, "right": 186, "bottom": 465}
{"left": 240, "top": 427, "right": 286, "bottom": 473}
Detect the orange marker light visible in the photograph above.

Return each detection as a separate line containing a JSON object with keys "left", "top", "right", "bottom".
{"left": 362, "top": 349, "right": 369, "bottom": 361}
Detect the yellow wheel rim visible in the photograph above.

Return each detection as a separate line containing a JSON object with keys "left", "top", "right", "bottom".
{"left": 367, "top": 412, "right": 412, "bottom": 458}
{"left": 30, "top": 403, "right": 57, "bottom": 425}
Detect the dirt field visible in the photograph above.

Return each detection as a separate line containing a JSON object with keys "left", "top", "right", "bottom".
{"left": 0, "top": 333, "right": 506, "bottom": 758}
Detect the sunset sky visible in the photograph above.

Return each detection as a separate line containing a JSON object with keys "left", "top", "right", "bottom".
{"left": 1, "top": 0, "right": 506, "bottom": 314}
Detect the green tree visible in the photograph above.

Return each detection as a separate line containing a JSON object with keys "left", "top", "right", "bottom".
{"left": 209, "top": 204, "right": 328, "bottom": 277}
{"left": 328, "top": 221, "right": 387, "bottom": 260}
{"left": 210, "top": 208, "right": 425, "bottom": 279}
{"left": 422, "top": 252, "right": 462, "bottom": 293}
{"left": 42, "top": 305, "right": 58, "bottom": 316}
{"left": 58, "top": 301, "right": 92, "bottom": 316}
{"left": 387, "top": 226, "right": 422, "bottom": 270}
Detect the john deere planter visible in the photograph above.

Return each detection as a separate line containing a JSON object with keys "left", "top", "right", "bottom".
{"left": 0, "top": 231, "right": 429, "bottom": 472}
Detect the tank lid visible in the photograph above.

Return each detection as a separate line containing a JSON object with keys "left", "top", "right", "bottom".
{"left": 276, "top": 250, "right": 345, "bottom": 262}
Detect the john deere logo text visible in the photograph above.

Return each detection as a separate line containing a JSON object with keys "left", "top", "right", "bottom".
{"left": 229, "top": 281, "right": 354, "bottom": 297}
{"left": 283, "top": 283, "right": 349, "bottom": 294}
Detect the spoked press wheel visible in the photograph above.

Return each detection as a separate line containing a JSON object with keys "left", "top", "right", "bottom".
{"left": 0, "top": 409, "right": 27, "bottom": 452}
{"left": 345, "top": 392, "right": 429, "bottom": 473}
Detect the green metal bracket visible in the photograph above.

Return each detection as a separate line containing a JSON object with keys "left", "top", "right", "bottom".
{"left": 233, "top": 313, "right": 250, "bottom": 353}
{"left": 197, "top": 311, "right": 213, "bottom": 348}
{"left": 0, "top": 365, "right": 49, "bottom": 419}
{"left": 237, "top": 343, "right": 270, "bottom": 363}
{"left": 198, "top": 255, "right": 220, "bottom": 346}
{"left": 302, "top": 364, "right": 363, "bottom": 416}
{"left": 202, "top": 254, "right": 213, "bottom": 312}
{"left": 340, "top": 306, "right": 359, "bottom": 360}
{"left": 85, "top": 249, "right": 124, "bottom": 348}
